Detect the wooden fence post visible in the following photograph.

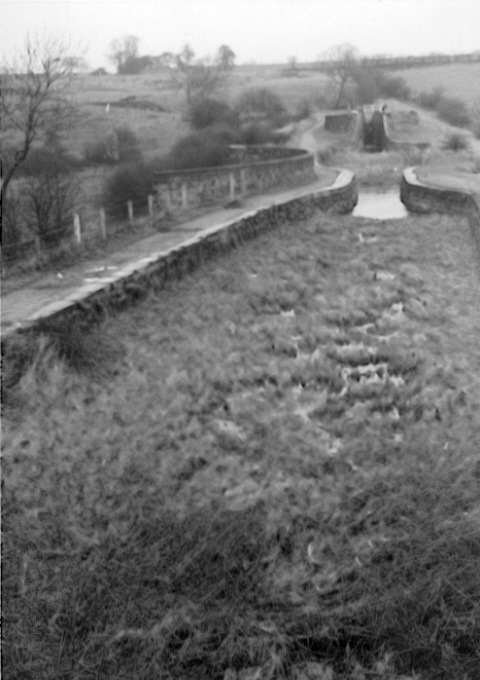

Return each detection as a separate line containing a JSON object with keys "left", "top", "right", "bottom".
{"left": 229, "top": 173, "right": 235, "bottom": 200}
{"left": 181, "top": 183, "right": 188, "bottom": 210}
{"left": 73, "top": 214, "right": 81, "bottom": 245}
{"left": 148, "top": 194, "right": 154, "bottom": 220}
{"left": 100, "top": 208, "right": 107, "bottom": 240}
{"left": 165, "top": 188, "right": 172, "bottom": 212}
{"left": 241, "top": 169, "right": 247, "bottom": 196}
{"left": 128, "top": 200, "right": 134, "bottom": 225}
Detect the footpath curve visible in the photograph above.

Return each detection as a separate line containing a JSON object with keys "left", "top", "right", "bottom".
{"left": 1, "top": 170, "right": 357, "bottom": 340}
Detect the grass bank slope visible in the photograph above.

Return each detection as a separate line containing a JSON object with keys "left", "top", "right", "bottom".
{"left": 3, "top": 210, "right": 480, "bottom": 679}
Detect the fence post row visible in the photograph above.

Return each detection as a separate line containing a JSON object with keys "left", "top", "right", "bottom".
{"left": 7, "top": 195, "right": 159, "bottom": 266}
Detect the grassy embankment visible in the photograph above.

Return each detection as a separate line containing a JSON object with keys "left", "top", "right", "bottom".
{"left": 3, "top": 201, "right": 480, "bottom": 678}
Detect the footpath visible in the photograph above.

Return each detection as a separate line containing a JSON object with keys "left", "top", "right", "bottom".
{"left": 1, "top": 170, "right": 339, "bottom": 336}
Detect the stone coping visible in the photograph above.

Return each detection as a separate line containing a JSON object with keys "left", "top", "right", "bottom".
{"left": 402, "top": 166, "right": 479, "bottom": 206}
{"left": 401, "top": 165, "right": 480, "bottom": 261}
{"left": 1, "top": 170, "right": 356, "bottom": 340}
{"left": 154, "top": 145, "right": 313, "bottom": 181}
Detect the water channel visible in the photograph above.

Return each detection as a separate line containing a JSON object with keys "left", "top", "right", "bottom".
{"left": 352, "top": 191, "right": 408, "bottom": 220}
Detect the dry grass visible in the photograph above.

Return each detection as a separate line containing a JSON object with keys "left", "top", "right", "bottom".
{"left": 3, "top": 205, "right": 480, "bottom": 679}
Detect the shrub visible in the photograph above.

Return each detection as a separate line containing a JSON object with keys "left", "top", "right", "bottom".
{"left": 293, "top": 98, "right": 312, "bottom": 121}
{"left": 436, "top": 96, "right": 472, "bottom": 128}
{"left": 114, "top": 126, "right": 143, "bottom": 162}
{"left": 441, "top": 132, "right": 470, "bottom": 152}
{"left": 103, "top": 160, "right": 157, "bottom": 218}
{"left": 166, "top": 129, "right": 231, "bottom": 170}
{"left": 416, "top": 87, "right": 446, "bottom": 109}
{"left": 18, "top": 149, "right": 78, "bottom": 246}
{"left": 236, "top": 87, "right": 287, "bottom": 126}
{"left": 239, "top": 122, "right": 277, "bottom": 145}
{"left": 84, "top": 127, "right": 142, "bottom": 165}
{"left": 377, "top": 74, "right": 411, "bottom": 100}
{"left": 84, "top": 132, "right": 120, "bottom": 164}
{"left": 189, "top": 98, "right": 238, "bottom": 130}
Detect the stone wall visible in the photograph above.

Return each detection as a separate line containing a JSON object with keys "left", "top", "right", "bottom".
{"left": 2, "top": 172, "right": 357, "bottom": 345}
{"left": 324, "top": 112, "right": 357, "bottom": 133}
{"left": 154, "top": 146, "right": 316, "bottom": 213}
{"left": 401, "top": 167, "right": 480, "bottom": 258}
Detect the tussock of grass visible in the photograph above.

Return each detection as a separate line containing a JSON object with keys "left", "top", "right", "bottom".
{"left": 3, "top": 211, "right": 480, "bottom": 679}
{"left": 2, "top": 315, "right": 124, "bottom": 401}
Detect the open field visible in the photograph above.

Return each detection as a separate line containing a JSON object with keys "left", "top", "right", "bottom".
{"left": 392, "top": 63, "right": 480, "bottom": 111}
{"left": 3, "top": 205, "right": 480, "bottom": 679}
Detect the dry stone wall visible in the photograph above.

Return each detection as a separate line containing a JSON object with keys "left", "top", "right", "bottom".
{"left": 154, "top": 146, "right": 316, "bottom": 213}
{"left": 324, "top": 112, "right": 357, "bottom": 133}
{"left": 2, "top": 172, "right": 357, "bottom": 346}
{"left": 401, "top": 167, "right": 480, "bottom": 258}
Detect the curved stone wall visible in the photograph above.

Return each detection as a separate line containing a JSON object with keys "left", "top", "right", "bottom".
{"left": 324, "top": 111, "right": 357, "bottom": 133}
{"left": 401, "top": 167, "right": 480, "bottom": 257}
{"left": 154, "top": 145, "right": 316, "bottom": 212}
{"left": 2, "top": 171, "right": 357, "bottom": 344}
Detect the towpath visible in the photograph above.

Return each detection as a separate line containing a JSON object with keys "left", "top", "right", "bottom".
{"left": 1, "top": 169, "right": 338, "bottom": 335}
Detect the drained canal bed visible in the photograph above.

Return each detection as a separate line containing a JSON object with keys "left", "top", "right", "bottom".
{"left": 3, "top": 211, "right": 480, "bottom": 680}
{"left": 353, "top": 190, "right": 408, "bottom": 219}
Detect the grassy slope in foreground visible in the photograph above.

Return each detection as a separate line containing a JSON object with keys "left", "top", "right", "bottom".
{"left": 3, "top": 211, "right": 480, "bottom": 680}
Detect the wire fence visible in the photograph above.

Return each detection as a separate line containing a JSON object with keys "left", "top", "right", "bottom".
{"left": 1, "top": 194, "right": 157, "bottom": 267}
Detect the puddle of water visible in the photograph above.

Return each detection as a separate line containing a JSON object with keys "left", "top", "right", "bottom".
{"left": 353, "top": 192, "right": 408, "bottom": 220}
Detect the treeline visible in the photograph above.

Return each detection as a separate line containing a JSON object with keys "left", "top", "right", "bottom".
{"left": 311, "top": 51, "right": 480, "bottom": 74}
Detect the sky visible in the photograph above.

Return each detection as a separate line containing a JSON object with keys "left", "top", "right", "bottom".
{"left": 1, "top": 0, "right": 479, "bottom": 69}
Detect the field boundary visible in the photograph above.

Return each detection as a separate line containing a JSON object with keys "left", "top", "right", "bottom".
{"left": 1, "top": 171, "right": 357, "bottom": 341}
{"left": 401, "top": 166, "right": 480, "bottom": 258}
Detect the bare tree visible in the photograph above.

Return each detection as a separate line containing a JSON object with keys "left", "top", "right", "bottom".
{"left": 24, "top": 157, "right": 78, "bottom": 247}
{"left": 161, "top": 44, "right": 236, "bottom": 106}
{"left": 324, "top": 43, "right": 359, "bottom": 109}
{"left": 107, "top": 35, "right": 140, "bottom": 73}
{"left": 216, "top": 45, "right": 236, "bottom": 72}
{"left": 0, "top": 34, "right": 77, "bottom": 207}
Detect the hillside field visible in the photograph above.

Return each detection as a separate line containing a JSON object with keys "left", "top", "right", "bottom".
{"left": 392, "top": 62, "right": 480, "bottom": 110}
{"left": 51, "top": 68, "right": 329, "bottom": 161}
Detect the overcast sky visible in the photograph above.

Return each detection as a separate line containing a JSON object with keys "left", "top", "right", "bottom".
{"left": 1, "top": 0, "right": 480, "bottom": 69}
